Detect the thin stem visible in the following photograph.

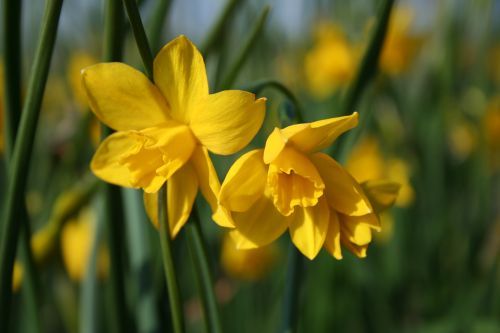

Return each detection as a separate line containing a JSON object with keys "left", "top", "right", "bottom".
{"left": 186, "top": 212, "right": 222, "bottom": 333}
{"left": 0, "top": 0, "right": 64, "bottom": 330}
{"left": 280, "top": 243, "right": 304, "bottom": 333}
{"left": 122, "top": 0, "right": 154, "bottom": 79}
{"left": 200, "top": 0, "right": 242, "bottom": 56}
{"left": 340, "top": 0, "right": 395, "bottom": 116}
{"left": 158, "top": 186, "right": 185, "bottom": 333}
{"left": 246, "top": 79, "right": 304, "bottom": 123}
{"left": 218, "top": 5, "right": 270, "bottom": 90}
{"left": 102, "top": 1, "right": 129, "bottom": 332}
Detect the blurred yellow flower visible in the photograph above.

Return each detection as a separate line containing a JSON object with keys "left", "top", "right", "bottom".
{"left": 346, "top": 136, "right": 414, "bottom": 207}
{"left": 60, "top": 209, "right": 109, "bottom": 281}
{"left": 220, "top": 234, "right": 278, "bottom": 281}
{"left": 379, "top": 6, "right": 423, "bottom": 76}
{"left": 447, "top": 119, "right": 477, "bottom": 162}
{"left": 304, "top": 24, "right": 356, "bottom": 97}
{"left": 68, "top": 52, "right": 97, "bottom": 109}
{"left": 219, "top": 113, "right": 398, "bottom": 260}
{"left": 82, "top": 35, "right": 266, "bottom": 237}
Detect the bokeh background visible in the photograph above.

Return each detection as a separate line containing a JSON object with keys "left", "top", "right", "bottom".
{"left": 1, "top": 0, "right": 499, "bottom": 332}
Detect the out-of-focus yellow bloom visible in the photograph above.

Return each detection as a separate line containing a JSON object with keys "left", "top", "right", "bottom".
{"left": 12, "top": 263, "right": 22, "bottom": 292}
{"left": 219, "top": 113, "right": 399, "bottom": 260}
{"left": 379, "top": 6, "right": 423, "bottom": 76}
{"left": 346, "top": 136, "right": 414, "bottom": 207}
{"left": 68, "top": 52, "right": 97, "bottom": 109}
{"left": 60, "top": 209, "right": 109, "bottom": 281}
{"left": 82, "top": 36, "right": 266, "bottom": 237}
{"left": 304, "top": 24, "right": 357, "bottom": 97}
{"left": 220, "top": 234, "right": 278, "bottom": 281}
{"left": 447, "top": 119, "right": 477, "bottom": 162}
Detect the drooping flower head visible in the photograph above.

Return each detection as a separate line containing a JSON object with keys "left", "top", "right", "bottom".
{"left": 219, "top": 113, "right": 399, "bottom": 259}
{"left": 82, "top": 36, "right": 266, "bottom": 236}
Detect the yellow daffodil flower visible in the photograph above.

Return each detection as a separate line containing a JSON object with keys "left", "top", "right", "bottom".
{"left": 61, "top": 209, "right": 109, "bottom": 281}
{"left": 219, "top": 113, "right": 399, "bottom": 260}
{"left": 220, "top": 234, "right": 278, "bottom": 281}
{"left": 82, "top": 36, "right": 266, "bottom": 237}
{"left": 68, "top": 52, "right": 97, "bottom": 109}
{"left": 379, "top": 6, "right": 423, "bottom": 76}
{"left": 304, "top": 23, "right": 357, "bottom": 97}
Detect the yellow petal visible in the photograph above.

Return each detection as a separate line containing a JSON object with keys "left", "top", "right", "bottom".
{"left": 281, "top": 112, "right": 358, "bottom": 153}
{"left": 361, "top": 180, "right": 400, "bottom": 213}
{"left": 81, "top": 63, "right": 169, "bottom": 131}
{"left": 190, "top": 91, "right": 266, "bottom": 155}
{"left": 91, "top": 131, "right": 143, "bottom": 189}
{"left": 341, "top": 238, "right": 368, "bottom": 258}
{"left": 168, "top": 163, "right": 198, "bottom": 238}
{"left": 267, "top": 147, "right": 325, "bottom": 216}
{"left": 288, "top": 197, "right": 329, "bottom": 259}
{"left": 324, "top": 210, "right": 342, "bottom": 259}
{"left": 310, "top": 152, "right": 372, "bottom": 216}
{"left": 143, "top": 163, "right": 198, "bottom": 238}
{"left": 340, "top": 213, "right": 380, "bottom": 247}
{"left": 229, "top": 196, "right": 289, "bottom": 249}
{"left": 219, "top": 150, "right": 266, "bottom": 212}
{"left": 153, "top": 35, "right": 208, "bottom": 123}
{"left": 190, "top": 145, "right": 234, "bottom": 227}
{"left": 263, "top": 128, "right": 287, "bottom": 164}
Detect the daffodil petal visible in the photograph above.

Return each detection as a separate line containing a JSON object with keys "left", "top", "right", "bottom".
{"left": 190, "top": 146, "right": 234, "bottom": 227}
{"left": 281, "top": 112, "right": 358, "bottom": 153}
{"left": 219, "top": 150, "right": 266, "bottom": 212}
{"left": 81, "top": 63, "right": 169, "bottom": 131}
{"left": 143, "top": 191, "right": 159, "bottom": 229}
{"left": 341, "top": 237, "right": 368, "bottom": 258}
{"left": 310, "top": 152, "right": 372, "bottom": 216}
{"left": 229, "top": 196, "right": 289, "bottom": 249}
{"left": 153, "top": 35, "right": 208, "bottom": 123}
{"left": 361, "top": 180, "right": 400, "bottom": 213}
{"left": 91, "top": 131, "right": 146, "bottom": 188}
{"left": 190, "top": 91, "right": 266, "bottom": 155}
{"left": 340, "top": 213, "right": 381, "bottom": 233}
{"left": 324, "top": 210, "right": 342, "bottom": 259}
{"left": 263, "top": 128, "right": 287, "bottom": 164}
{"left": 288, "top": 197, "right": 329, "bottom": 259}
{"left": 340, "top": 218, "right": 373, "bottom": 247}
{"left": 168, "top": 163, "right": 198, "bottom": 238}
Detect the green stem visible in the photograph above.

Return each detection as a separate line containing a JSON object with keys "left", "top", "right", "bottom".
{"left": 218, "top": 5, "right": 270, "bottom": 90}
{"left": 158, "top": 186, "right": 185, "bottom": 333}
{"left": 147, "top": 0, "right": 172, "bottom": 54}
{"left": 340, "top": 0, "right": 394, "bottom": 116}
{"left": 246, "top": 79, "right": 304, "bottom": 123}
{"left": 2, "top": 1, "right": 42, "bottom": 332}
{"left": 102, "top": 1, "right": 130, "bottom": 332}
{"left": 122, "top": 0, "right": 154, "bottom": 79}
{"left": 186, "top": 212, "right": 222, "bottom": 333}
{"left": 280, "top": 244, "right": 304, "bottom": 333}
{"left": 0, "top": 0, "right": 63, "bottom": 330}
{"left": 200, "top": 0, "right": 242, "bottom": 56}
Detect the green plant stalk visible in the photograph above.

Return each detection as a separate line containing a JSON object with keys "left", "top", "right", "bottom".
{"left": 186, "top": 213, "right": 222, "bottom": 333}
{"left": 147, "top": 0, "right": 172, "bottom": 54}
{"left": 218, "top": 5, "right": 270, "bottom": 90}
{"left": 158, "top": 186, "right": 185, "bottom": 333}
{"left": 280, "top": 244, "right": 304, "bottom": 333}
{"left": 122, "top": 0, "right": 154, "bottom": 79}
{"left": 101, "top": 1, "right": 129, "bottom": 332}
{"left": 200, "top": 0, "right": 242, "bottom": 56}
{"left": 333, "top": 0, "right": 395, "bottom": 159}
{"left": 247, "top": 79, "right": 304, "bottom": 123}
{"left": 0, "top": 0, "right": 63, "bottom": 330}
{"left": 2, "top": 1, "right": 42, "bottom": 331}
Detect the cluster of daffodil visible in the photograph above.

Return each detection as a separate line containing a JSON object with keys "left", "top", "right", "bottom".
{"left": 82, "top": 35, "right": 400, "bottom": 261}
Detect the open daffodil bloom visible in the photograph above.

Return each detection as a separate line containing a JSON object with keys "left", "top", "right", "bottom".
{"left": 82, "top": 35, "right": 265, "bottom": 237}
{"left": 219, "top": 112, "right": 399, "bottom": 259}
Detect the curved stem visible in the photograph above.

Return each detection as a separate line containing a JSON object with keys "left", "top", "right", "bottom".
{"left": 158, "top": 186, "right": 185, "bottom": 333}
{"left": 186, "top": 211, "right": 222, "bottom": 333}
{"left": 0, "top": 0, "right": 64, "bottom": 330}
